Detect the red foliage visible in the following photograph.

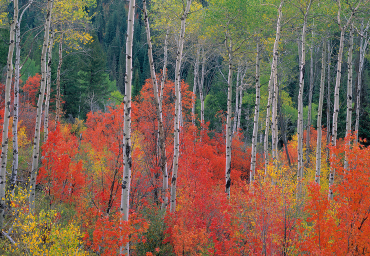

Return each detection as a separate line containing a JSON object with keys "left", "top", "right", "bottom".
{"left": 22, "top": 73, "right": 41, "bottom": 106}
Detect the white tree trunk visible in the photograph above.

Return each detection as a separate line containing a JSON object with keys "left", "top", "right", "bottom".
{"left": 264, "top": 1, "right": 283, "bottom": 178}
{"left": 0, "top": 0, "right": 18, "bottom": 231}
{"left": 355, "top": 21, "right": 369, "bottom": 142}
{"left": 170, "top": 0, "right": 192, "bottom": 213}
{"left": 315, "top": 42, "right": 326, "bottom": 185}
{"left": 297, "top": 1, "right": 311, "bottom": 197}
{"left": 143, "top": 0, "right": 168, "bottom": 210}
{"left": 271, "top": 62, "right": 279, "bottom": 181}
{"left": 225, "top": 38, "right": 233, "bottom": 198}
{"left": 56, "top": 33, "right": 63, "bottom": 122}
{"left": 236, "top": 86, "right": 243, "bottom": 133}
{"left": 200, "top": 47, "right": 205, "bottom": 126}
{"left": 29, "top": 0, "right": 53, "bottom": 212}
{"left": 344, "top": 25, "right": 354, "bottom": 170}
{"left": 329, "top": 28, "right": 345, "bottom": 200}
{"left": 306, "top": 28, "right": 314, "bottom": 164}
{"left": 326, "top": 40, "right": 331, "bottom": 164}
{"left": 250, "top": 41, "right": 260, "bottom": 183}
{"left": 120, "top": 0, "right": 135, "bottom": 254}
{"left": 44, "top": 28, "right": 54, "bottom": 142}
{"left": 160, "top": 29, "right": 168, "bottom": 108}
{"left": 233, "top": 66, "right": 240, "bottom": 134}
{"left": 192, "top": 46, "right": 200, "bottom": 125}
{"left": 10, "top": 0, "right": 33, "bottom": 196}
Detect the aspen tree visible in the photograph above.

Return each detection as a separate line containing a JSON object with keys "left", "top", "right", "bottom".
{"left": 271, "top": 57, "right": 279, "bottom": 181}
{"left": 250, "top": 40, "right": 260, "bottom": 183}
{"left": 264, "top": 1, "right": 283, "bottom": 178}
{"left": 160, "top": 29, "right": 169, "bottom": 109}
{"left": 236, "top": 92, "right": 242, "bottom": 132}
{"left": 170, "top": 0, "right": 192, "bottom": 213}
{"left": 56, "top": 33, "right": 63, "bottom": 122}
{"left": 233, "top": 66, "right": 241, "bottom": 134}
{"left": 10, "top": 0, "right": 33, "bottom": 195}
{"left": 199, "top": 47, "right": 206, "bottom": 126}
{"left": 315, "top": 42, "right": 326, "bottom": 185}
{"left": 29, "top": 0, "right": 53, "bottom": 212}
{"left": 225, "top": 37, "right": 233, "bottom": 198}
{"left": 326, "top": 40, "right": 331, "bottom": 164}
{"left": 0, "top": 0, "right": 18, "bottom": 232}
{"left": 44, "top": 27, "right": 54, "bottom": 142}
{"left": 297, "top": 0, "right": 312, "bottom": 197}
{"left": 120, "top": 0, "right": 135, "bottom": 254}
{"left": 329, "top": 0, "right": 367, "bottom": 200}
{"left": 192, "top": 46, "right": 200, "bottom": 125}
{"left": 143, "top": 0, "right": 168, "bottom": 210}
{"left": 344, "top": 25, "right": 353, "bottom": 171}
{"left": 306, "top": 26, "right": 314, "bottom": 163}
{"left": 355, "top": 21, "right": 369, "bottom": 142}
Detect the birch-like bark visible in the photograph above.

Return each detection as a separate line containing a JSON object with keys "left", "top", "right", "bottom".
{"left": 250, "top": 41, "right": 260, "bottom": 183}
{"left": 264, "top": 1, "right": 283, "bottom": 178}
{"left": 344, "top": 25, "right": 354, "bottom": 170}
{"left": 56, "top": 33, "right": 63, "bottom": 122}
{"left": 143, "top": 0, "right": 168, "bottom": 210}
{"left": 29, "top": 0, "right": 53, "bottom": 212}
{"left": 271, "top": 61, "right": 279, "bottom": 181}
{"left": 355, "top": 21, "right": 369, "bottom": 142}
{"left": 233, "top": 66, "right": 240, "bottom": 134}
{"left": 306, "top": 27, "right": 314, "bottom": 163}
{"left": 170, "top": 0, "right": 192, "bottom": 213}
{"left": 199, "top": 47, "right": 205, "bottom": 126}
{"left": 329, "top": 0, "right": 363, "bottom": 200}
{"left": 192, "top": 46, "right": 200, "bottom": 125}
{"left": 315, "top": 42, "right": 326, "bottom": 185}
{"left": 0, "top": 0, "right": 18, "bottom": 232}
{"left": 120, "top": 0, "right": 135, "bottom": 254}
{"left": 326, "top": 40, "right": 331, "bottom": 164}
{"left": 11, "top": 0, "right": 33, "bottom": 195}
{"left": 297, "top": 1, "right": 312, "bottom": 197}
{"left": 159, "top": 29, "right": 168, "bottom": 210}
{"left": 225, "top": 38, "right": 233, "bottom": 198}
{"left": 44, "top": 27, "right": 54, "bottom": 142}
{"left": 236, "top": 85, "right": 243, "bottom": 132}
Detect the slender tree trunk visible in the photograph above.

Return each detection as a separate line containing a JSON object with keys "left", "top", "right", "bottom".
{"left": 233, "top": 66, "right": 240, "bottom": 134}
{"left": 326, "top": 40, "right": 331, "bottom": 164}
{"left": 10, "top": 0, "right": 33, "bottom": 196}
{"left": 29, "top": 0, "right": 53, "bottom": 212}
{"left": 329, "top": 28, "right": 345, "bottom": 200}
{"left": 192, "top": 46, "right": 200, "bottom": 125}
{"left": 344, "top": 25, "right": 354, "bottom": 170}
{"left": 56, "top": 33, "right": 63, "bottom": 122}
{"left": 120, "top": 0, "right": 135, "bottom": 254}
{"left": 143, "top": 0, "right": 168, "bottom": 210}
{"left": 271, "top": 64, "right": 279, "bottom": 181}
{"left": 355, "top": 21, "right": 368, "bottom": 142}
{"left": 199, "top": 47, "right": 205, "bottom": 126}
{"left": 264, "top": 1, "right": 283, "bottom": 178}
{"left": 250, "top": 41, "right": 260, "bottom": 183}
{"left": 44, "top": 28, "right": 54, "bottom": 142}
{"left": 236, "top": 84, "right": 243, "bottom": 132}
{"left": 170, "top": 0, "right": 192, "bottom": 213}
{"left": 225, "top": 38, "right": 233, "bottom": 198}
{"left": 159, "top": 29, "right": 168, "bottom": 210}
{"left": 306, "top": 27, "right": 314, "bottom": 164}
{"left": 315, "top": 42, "right": 326, "bottom": 185}
{"left": 0, "top": 0, "right": 18, "bottom": 232}
{"left": 297, "top": 1, "right": 311, "bottom": 197}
